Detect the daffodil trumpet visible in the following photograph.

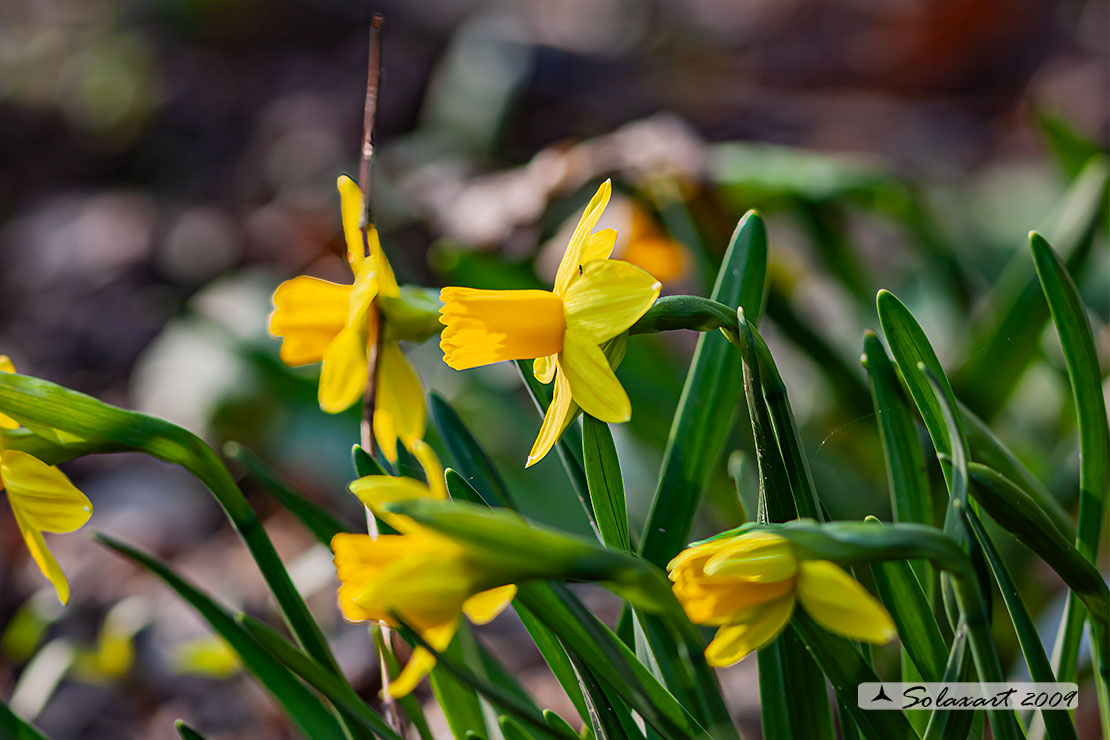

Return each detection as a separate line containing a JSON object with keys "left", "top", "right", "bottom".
{"left": 269, "top": 175, "right": 426, "bottom": 463}
{"left": 0, "top": 356, "right": 93, "bottom": 604}
{"left": 339, "top": 439, "right": 517, "bottom": 697}
{"left": 668, "top": 530, "right": 896, "bottom": 667}
{"left": 439, "top": 180, "right": 661, "bottom": 466}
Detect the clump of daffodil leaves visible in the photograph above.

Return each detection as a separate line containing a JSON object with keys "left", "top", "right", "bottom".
{"left": 0, "top": 152, "right": 1100, "bottom": 740}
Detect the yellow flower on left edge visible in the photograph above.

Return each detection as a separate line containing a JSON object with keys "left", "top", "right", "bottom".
{"left": 0, "top": 356, "right": 92, "bottom": 604}
{"left": 439, "top": 181, "right": 661, "bottom": 467}
{"left": 269, "top": 176, "right": 425, "bottom": 463}
{"left": 335, "top": 440, "right": 516, "bottom": 698}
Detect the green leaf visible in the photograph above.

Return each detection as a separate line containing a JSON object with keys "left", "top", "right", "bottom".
{"left": 232, "top": 614, "right": 403, "bottom": 740}
{"left": 639, "top": 210, "right": 768, "bottom": 568}
{"left": 512, "top": 601, "right": 591, "bottom": 727}
{"left": 0, "top": 372, "right": 352, "bottom": 714}
{"left": 788, "top": 613, "right": 918, "bottom": 740}
{"left": 353, "top": 444, "right": 390, "bottom": 478}
{"left": 922, "top": 626, "right": 974, "bottom": 740}
{"left": 499, "top": 716, "right": 539, "bottom": 740}
{"left": 514, "top": 359, "right": 594, "bottom": 528}
{"left": 0, "top": 699, "right": 50, "bottom": 740}
{"left": 445, "top": 468, "right": 489, "bottom": 506}
{"left": 870, "top": 546, "right": 948, "bottom": 682}
{"left": 947, "top": 504, "right": 1030, "bottom": 740}
{"left": 741, "top": 314, "right": 823, "bottom": 520}
{"left": 541, "top": 711, "right": 582, "bottom": 740}
{"left": 862, "top": 331, "right": 933, "bottom": 527}
{"left": 565, "top": 649, "right": 641, "bottom": 740}
{"left": 1032, "top": 230, "right": 1110, "bottom": 724}
{"left": 430, "top": 393, "right": 514, "bottom": 509}
{"left": 395, "top": 621, "right": 575, "bottom": 740}
{"left": 370, "top": 626, "right": 434, "bottom": 740}
{"left": 967, "top": 463, "right": 1107, "bottom": 621}
{"left": 581, "top": 416, "right": 630, "bottom": 551}
{"left": 428, "top": 623, "right": 488, "bottom": 740}
{"left": 960, "top": 405, "right": 1073, "bottom": 538}
{"left": 963, "top": 510, "right": 1079, "bottom": 740}
{"left": 875, "top": 290, "right": 966, "bottom": 482}
{"left": 94, "top": 534, "right": 350, "bottom": 740}
{"left": 175, "top": 720, "right": 209, "bottom": 740}
{"left": 515, "top": 584, "right": 708, "bottom": 740}
{"left": 225, "top": 442, "right": 351, "bottom": 547}
{"left": 759, "top": 631, "right": 836, "bottom": 740}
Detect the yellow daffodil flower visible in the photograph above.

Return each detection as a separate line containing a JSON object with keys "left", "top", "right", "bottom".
{"left": 332, "top": 528, "right": 516, "bottom": 697}
{"left": 341, "top": 439, "right": 516, "bottom": 697}
{"left": 0, "top": 358, "right": 92, "bottom": 604}
{"left": 439, "top": 181, "right": 661, "bottom": 467}
{"left": 269, "top": 176, "right": 425, "bottom": 463}
{"left": 668, "top": 531, "right": 895, "bottom": 666}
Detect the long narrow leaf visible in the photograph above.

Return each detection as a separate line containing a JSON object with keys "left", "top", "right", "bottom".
{"left": 94, "top": 534, "right": 349, "bottom": 740}
{"left": 1032, "top": 231, "right": 1110, "bottom": 731}
{"left": 582, "top": 417, "right": 630, "bottom": 551}
{"left": 639, "top": 210, "right": 768, "bottom": 567}
{"left": 430, "top": 393, "right": 514, "bottom": 509}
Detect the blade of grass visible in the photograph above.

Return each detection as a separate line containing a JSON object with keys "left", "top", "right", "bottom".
{"left": 964, "top": 509, "right": 1079, "bottom": 740}
{"left": 639, "top": 210, "right": 768, "bottom": 568}
{"left": 94, "top": 534, "right": 350, "bottom": 740}
{"left": 174, "top": 720, "right": 208, "bottom": 740}
{"left": 428, "top": 624, "right": 489, "bottom": 740}
{"left": 922, "top": 624, "right": 974, "bottom": 740}
{"left": 869, "top": 543, "right": 948, "bottom": 683}
{"left": 1032, "top": 232, "right": 1110, "bottom": 727}
{"left": 581, "top": 417, "right": 630, "bottom": 551}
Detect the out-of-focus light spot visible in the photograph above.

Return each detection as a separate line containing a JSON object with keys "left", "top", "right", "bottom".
{"left": 159, "top": 207, "right": 241, "bottom": 283}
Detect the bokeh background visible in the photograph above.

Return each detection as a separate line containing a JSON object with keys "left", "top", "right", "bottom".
{"left": 1, "top": 0, "right": 1107, "bottom": 737}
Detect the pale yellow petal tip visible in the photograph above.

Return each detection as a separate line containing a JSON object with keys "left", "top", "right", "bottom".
{"left": 336, "top": 174, "right": 357, "bottom": 192}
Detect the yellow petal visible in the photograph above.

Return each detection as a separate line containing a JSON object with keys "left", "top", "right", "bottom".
{"left": 559, "top": 331, "right": 630, "bottom": 423}
{"left": 332, "top": 533, "right": 418, "bottom": 622}
{"left": 562, "top": 260, "right": 661, "bottom": 344}
{"left": 0, "top": 356, "right": 19, "bottom": 429}
{"left": 795, "top": 560, "right": 896, "bottom": 644}
{"left": 580, "top": 228, "right": 617, "bottom": 264}
{"left": 269, "top": 276, "right": 352, "bottom": 366}
{"left": 410, "top": 440, "right": 446, "bottom": 500}
{"left": 2, "top": 450, "right": 92, "bottom": 533}
{"left": 318, "top": 327, "right": 368, "bottom": 413}
{"left": 704, "top": 595, "right": 795, "bottom": 667}
{"left": 533, "top": 354, "right": 557, "bottom": 384}
{"left": 439, "top": 288, "right": 565, "bottom": 370}
{"left": 339, "top": 175, "right": 399, "bottom": 295}
{"left": 703, "top": 533, "right": 797, "bottom": 583}
{"left": 13, "top": 516, "right": 71, "bottom": 604}
{"left": 388, "top": 620, "right": 457, "bottom": 698}
{"left": 526, "top": 369, "right": 576, "bottom": 468}
{"left": 554, "top": 180, "right": 612, "bottom": 295}
{"left": 349, "top": 476, "right": 433, "bottom": 512}
{"left": 672, "top": 574, "right": 795, "bottom": 625}
{"left": 373, "top": 343, "right": 426, "bottom": 464}
{"left": 462, "top": 584, "right": 517, "bottom": 624}
{"left": 338, "top": 175, "right": 367, "bottom": 274}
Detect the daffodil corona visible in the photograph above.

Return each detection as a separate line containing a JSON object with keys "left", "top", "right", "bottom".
{"left": 0, "top": 356, "right": 92, "bottom": 604}
{"left": 269, "top": 176, "right": 425, "bottom": 463}
{"left": 439, "top": 181, "right": 661, "bottom": 466}
{"left": 668, "top": 531, "right": 895, "bottom": 666}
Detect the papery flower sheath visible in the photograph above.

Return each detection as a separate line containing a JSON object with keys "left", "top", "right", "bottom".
{"left": 269, "top": 175, "right": 425, "bottom": 463}
{"left": 439, "top": 180, "right": 661, "bottom": 466}
{"left": 668, "top": 531, "right": 895, "bottom": 666}
{"left": 0, "top": 357, "right": 92, "bottom": 604}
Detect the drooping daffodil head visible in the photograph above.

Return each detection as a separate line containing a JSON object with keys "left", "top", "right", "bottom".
{"left": 331, "top": 528, "right": 516, "bottom": 697}
{"left": 668, "top": 531, "right": 895, "bottom": 667}
{"left": 268, "top": 175, "right": 425, "bottom": 463}
{"left": 0, "top": 358, "right": 92, "bottom": 604}
{"left": 438, "top": 180, "right": 661, "bottom": 467}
